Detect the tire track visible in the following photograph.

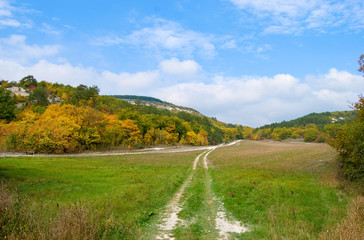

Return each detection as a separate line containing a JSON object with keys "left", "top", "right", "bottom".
{"left": 204, "top": 141, "right": 249, "bottom": 239}
{"left": 156, "top": 149, "right": 211, "bottom": 240}
{"left": 156, "top": 141, "right": 248, "bottom": 239}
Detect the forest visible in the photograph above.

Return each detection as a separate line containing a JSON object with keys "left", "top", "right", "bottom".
{"left": 0, "top": 76, "right": 245, "bottom": 153}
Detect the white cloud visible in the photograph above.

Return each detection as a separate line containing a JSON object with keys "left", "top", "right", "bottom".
{"left": 159, "top": 58, "right": 201, "bottom": 78}
{"left": 230, "top": 0, "right": 317, "bottom": 16}
{"left": 93, "top": 18, "right": 216, "bottom": 58}
{"left": 101, "top": 70, "right": 160, "bottom": 94}
{"left": 0, "top": 35, "right": 60, "bottom": 64}
{"left": 0, "top": 0, "right": 31, "bottom": 28}
{"left": 0, "top": 18, "right": 20, "bottom": 27}
{"left": 307, "top": 68, "right": 364, "bottom": 91}
{"left": 153, "top": 68, "right": 363, "bottom": 126}
{"left": 0, "top": 59, "right": 160, "bottom": 95}
{"left": 230, "top": 0, "right": 364, "bottom": 34}
{"left": 40, "top": 23, "right": 61, "bottom": 35}
{"left": 221, "top": 39, "right": 237, "bottom": 49}
{"left": 0, "top": 0, "right": 12, "bottom": 17}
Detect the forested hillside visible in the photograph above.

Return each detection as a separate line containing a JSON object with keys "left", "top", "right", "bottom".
{"left": 259, "top": 111, "right": 356, "bottom": 129}
{"left": 250, "top": 111, "right": 356, "bottom": 142}
{"left": 0, "top": 76, "right": 246, "bottom": 154}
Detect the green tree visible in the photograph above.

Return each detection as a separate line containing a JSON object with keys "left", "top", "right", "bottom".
{"left": 330, "top": 96, "right": 364, "bottom": 181}
{"left": 71, "top": 84, "right": 100, "bottom": 104}
{"left": 0, "top": 87, "right": 16, "bottom": 121}
{"left": 329, "top": 55, "right": 364, "bottom": 181}
{"left": 19, "top": 75, "right": 38, "bottom": 89}
{"left": 29, "top": 87, "right": 50, "bottom": 106}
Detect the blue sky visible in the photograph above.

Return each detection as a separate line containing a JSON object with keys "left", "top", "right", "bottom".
{"left": 0, "top": 0, "right": 363, "bottom": 127}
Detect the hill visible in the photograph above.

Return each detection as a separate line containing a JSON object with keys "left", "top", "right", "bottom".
{"left": 110, "top": 95, "right": 200, "bottom": 114}
{"left": 111, "top": 95, "right": 164, "bottom": 103}
{"left": 250, "top": 111, "right": 357, "bottom": 142}
{"left": 258, "top": 111, "right": 356, "bottom": 130}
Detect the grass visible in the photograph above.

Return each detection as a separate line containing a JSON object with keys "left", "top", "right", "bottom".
{"left": 173, "top": 165, "right": 218, "bottom": 239}
{"left": 0, "top": 151, "right": 202, "bottom": 239}
{"left": 1, "top": 141, "right": 363, "bottom": 239}
{"left": 208, "top": 140, "right": 362, "bottom": 239}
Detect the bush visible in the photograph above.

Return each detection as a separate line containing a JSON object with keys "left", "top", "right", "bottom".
{"left": 329, "top": 96, "right": 364, "bottom": 181}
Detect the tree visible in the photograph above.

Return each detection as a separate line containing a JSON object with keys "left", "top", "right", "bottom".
{"left": 19, "top": 75, "right": 38, "bottom": 89}
{"left": 359, "top": 54, "right": 364, "bottom": 75}
{"left": 71, "top": 84, "right": 100, "bottom": 105}
{"left": 0, "top": 87, "right": 16, "bottom": 121}
{"left": 329, "top": 55, "right": 364, "bottom": 181}
{"left": 28, "top": 87, "right": 50, "bottom": 106}
{"left": 329, "top": 96, "right": 364, "bottom": 181}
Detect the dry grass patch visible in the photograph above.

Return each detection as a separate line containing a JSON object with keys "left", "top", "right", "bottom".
{"left": 320, "top": 195, "right": 364, "bottom": 240}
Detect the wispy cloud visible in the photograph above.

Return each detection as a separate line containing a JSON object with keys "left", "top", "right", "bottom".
{"left": 0, "top": 0, "right": 33, "bottom": 28}
{"left": 93, "top": 18, "right": 217, "bottom": 59}
{"left": 230, "top": 0, "right": 364, "bottom": 34}
{"left": 39, "top": 23, "right": 61, "bottom": 35}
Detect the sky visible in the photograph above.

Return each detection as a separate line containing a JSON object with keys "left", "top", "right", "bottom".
{"left": 0, "top": 0, "right": 363, "bottom": 127}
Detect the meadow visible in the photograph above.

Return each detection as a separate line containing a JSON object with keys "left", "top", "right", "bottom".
{"left": 209, "top": 141, "right": 363, "bottom": 239}
{"left": 0, "top": 151, "right": 203, "bottom": 239}
{"left": 0, "top": 141, "right": 363, "bottom": 239}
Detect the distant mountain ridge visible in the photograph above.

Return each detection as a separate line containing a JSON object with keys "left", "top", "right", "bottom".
{"left": 109, "top": 95, "right": 200, "bottom": 114}
{"left": 258, "top": 111, "right": 357, "bottom": 129}
{"left": 110, "top": 95, "right": 164, "bottom": 103}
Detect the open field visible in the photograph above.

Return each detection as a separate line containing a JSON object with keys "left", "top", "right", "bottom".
{"left": 1, "top": 141, "right": 363, "bottom": 239}
{"left": 0, "top": 151, "right": 203, "bottom": 239}
{"left": 209, "top": 140, "right": 364, "bottom": 239}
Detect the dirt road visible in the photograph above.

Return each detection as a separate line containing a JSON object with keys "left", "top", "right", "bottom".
{"left": 155, "top": 141, "right": 249, "bottom": 239}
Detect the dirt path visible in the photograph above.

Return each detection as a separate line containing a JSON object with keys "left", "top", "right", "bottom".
{"left": 156, "top": 150, "right": 211, "bottom": 240}
{"left": 204, "top": 142, "right": 249, "bottom": 239}
{"left": 0, "top": 145, "right": 213, "bottom": 158}
{"left": 155, "top": 141, "right": 249, "bottom": 239}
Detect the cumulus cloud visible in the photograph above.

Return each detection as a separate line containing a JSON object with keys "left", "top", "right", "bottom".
{"left": 159, "top": 58, "right": 201, "bottom": 78}
{"left": 229, "top": 0, "right": 364, "bottom": 34}
{"left": 153, "top": 69, "right": 363, "bottom": 126}
{"left": 101, "top": 70, "right": 160, "bottom": 94}
{"left": 0, "top": 35, "right": 60, "bottom": 64}
{"left": 307, "top": 68, "right": 364, "bottom": 91}
{"left": 0, "top": 58, "right": 160, "bottom": 95}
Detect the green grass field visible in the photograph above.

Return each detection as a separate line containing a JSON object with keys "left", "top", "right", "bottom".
{"left": 0, "top": 151, "right": 203, "bottom": 239}
{"left": 209, "top": 141, "right": 362, "bottom": 239}
{"left": 1, "top": 141, "right": 363, "bottom": 239}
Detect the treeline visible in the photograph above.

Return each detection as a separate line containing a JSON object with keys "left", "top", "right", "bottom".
{"left": 249, "top": 111, "right": 356, "bottom": 143}
{"left": 259, "top": 111, "right": 356, "bottom": 130}
{"left": 0, "top": 76, "right": 245, "bottom": 153}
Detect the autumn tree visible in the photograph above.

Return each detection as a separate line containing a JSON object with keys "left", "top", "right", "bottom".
{"left": 359, "top": 54, "right": 364, "bottom": 75}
